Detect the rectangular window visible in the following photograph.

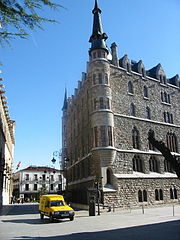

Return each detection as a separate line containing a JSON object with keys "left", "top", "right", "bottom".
{"left": 93, "top": 74, "right": 96, "bottom": 85}
{"left": 99, "top": 97, "right": 104, "bottom": 109}
{"left": 25, "top": 184, "right": 29, "bottom": 191}
{"left": 97, "top": 51, "right": 101, "bottom": 58}
{"left": 58, "top": 175, "right": 62, "bottom": 182}
{"left": 106, "top": 98, "right": 110, "bottom": 109}
{"left": 94, "top": 127, "right": 99, "bottom": 147}
{"left": 108, "top": 126, "right": 113, "bottom": 146}
{"left": 104, "top": 73, "right": 108, "bottom": 84}
{"left": 58, "top": 184, "right": 62, "bottom": 191}
{"left": 51, "top": 184, "right": 54, "bottom": 191}
{"left": 42, "top": 174, "right": 46, "bottom": 181}
{"left": 94, "top": 98, "right": 98, "bottom": 110}
{"left": 25, "top": 174, "right": 29, "bottom": 180}
{"left": 50, "top": 175, "right": 54, "bottom": 181}
{"left": 100, "top": 126, "right": 106, "bottom": 146}
{"left": 98, "top": 73, "right": 103, "bottom": 84}
{"left": 34, "top": 184, "right": 37, "bottom": 191}
{"left": 34, "top": 174, "right": 38, "bottom": 180}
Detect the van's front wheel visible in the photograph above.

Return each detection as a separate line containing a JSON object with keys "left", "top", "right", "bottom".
{"left": 70, "top": 216, "right": 74, "bottom": 221}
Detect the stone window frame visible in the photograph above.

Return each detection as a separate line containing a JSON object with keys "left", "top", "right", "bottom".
{"left": 149, "top": 156, "right": 160, "bottom": 173}
{"left": 164, "top": 158, "right": 173, "bottom": 173}
{"left": 161, "top": 91, "right": 171, "bottom": 104}
{"left": 92, "top": 72, "right": 109, "bottom": 85}
{"left": 166, "top": 132, "right": 178, "bottom": 152}
{"left": 143, "top": 86, "right": 149, "bottom": 98}
{"left": 138, "top": 189, "right": 147, "bottom": 202}
{"left": 93, "top": 125, "right": 113, "bottom": 147}
{"left": 130, "top": 103, "right": 136, "bottom": 117}
{"left": 155, "top": 189, "right": 163, "bottom": 201}
{"left": 148, "top": 130, "right": 155, "bottom": 151}
{"left": 170, "top": 187, "right": 178, "bottom": 200}
{"left": 128, "top": 81, "right": 134, "bottom": 94}
{"left": 132, "top": 155, "right": 144, "bottom": 172}
{"left": 132, "top": 127, "right": 140, "bottom": 149}
{"left": 146, "top": 106, "right": 151, "bottom": 119}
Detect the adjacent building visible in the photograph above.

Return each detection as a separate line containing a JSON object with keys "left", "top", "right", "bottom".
{"left": 12, "top": 166, "right": 65, "bottom": 201}
{"left": 61, "top": 0, "right": 180, "bottom": 208}
{"left": 0, "top": 73, "right": 15, "bottom": 206}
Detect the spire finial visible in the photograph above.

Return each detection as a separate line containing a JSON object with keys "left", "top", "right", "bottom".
{"left": 93, "top": 0, "right": 101, "bottom": 14}
{"left": 89, "top": 0, "right": 108, "bottom": 54}
{"left": 62, "top": 88, "right": 67, "bottom": 111}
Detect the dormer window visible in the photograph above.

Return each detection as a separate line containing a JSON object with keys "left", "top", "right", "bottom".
{"left": 160, "top": 75, "right": 166, "bottom": 84}
{"left": 127, "top": 63, "right": 131, "bottom": 72}
{"left": 142, "top": 68, "right": 146, "bottom": 77}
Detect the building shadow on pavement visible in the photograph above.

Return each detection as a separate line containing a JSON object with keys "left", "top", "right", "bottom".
{"left": 0, "top": 204, "right": 39, "bottom": 216}
{"left": 10, "top": 220, "right": 180, "bottom": 240}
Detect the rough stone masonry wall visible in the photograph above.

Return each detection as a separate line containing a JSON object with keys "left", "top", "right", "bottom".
{"left": 103, "top": 178, "right": 180, "bottom": 208}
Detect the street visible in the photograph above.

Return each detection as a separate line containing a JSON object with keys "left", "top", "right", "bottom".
{"left": 0, "top": 203, "right": 180, "bottom": 240}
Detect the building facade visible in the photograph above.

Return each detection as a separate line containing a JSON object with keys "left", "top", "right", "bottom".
{"left": 62, "top": 0, "right": 180, "bottom": 208}
{"left": 13, "top": 166, "right": 65, "bottom": 201}
{"left": 0, "top": 73, "right": 15, "bottom": 206}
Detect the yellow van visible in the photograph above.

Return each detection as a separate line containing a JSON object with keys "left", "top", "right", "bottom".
{"left": 39, "top": 194, "right": 75, "bottom": 221}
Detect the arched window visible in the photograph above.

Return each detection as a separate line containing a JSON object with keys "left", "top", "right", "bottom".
{"left": 143, "top": 86, "right": 148, "bottom": 98}
{"left": 107, "top": 169, "right": 112, "bottom": 185}
{"left": 159, "top": 189, "right": 163, "bottom": 200}
{"left": 143, "top": 190, "right": 147, "bottom": 202}
{"left": 170, "top": 188, "right": 174, "bottom": 199}
{"left": 170, "top": 187, "right": 178, "bottom": 199}
{"left": 174, "top": 188, "right": 178, "bottom": 199}
{"left": 130, "top": 103, "right": 136, "bottom": 116}
{"left": 161, "top": 92, "right": 164, "bottom": 102}
{"left": 164, "top": 159, "right": 173, "bottom": 173}
{"left": 166, "top": 132, "right": 178, "bottom": 152}
{"left": 149, "top": 156, "right": 159, "bottom": 173}
{"left": 148, "top": 130, "right": 155, "bottom": 150}
{"left": 133, "top": 155, "right": 143, "bottom": 172}
{"left": 155, "top": 189, "right": 159, "bottom": 201}
{"left": 146, "top": 107, "right": 151, "bottom": 119}
{"left": 138, "top": 190, "right": 147, "bottom": 202}
{"left": 128, "top": 81, "right": 134, "bottom": 94}
{"left": 138, "top": 190, "right": 143, "bottom": 202}
{"left": 132, "top": 127, "right": 140, "bottom": 149}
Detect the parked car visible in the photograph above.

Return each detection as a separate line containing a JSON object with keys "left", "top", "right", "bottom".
{"left": 39, "top": 194, "right": 75, "bottom": 222}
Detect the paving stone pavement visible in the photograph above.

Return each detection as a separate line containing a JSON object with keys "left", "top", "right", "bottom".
{"left": 0, "top": 203, "right": 180, "bottom": 240}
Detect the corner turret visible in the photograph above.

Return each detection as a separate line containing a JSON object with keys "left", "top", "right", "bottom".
{"left": 89, "top": 0, "right": 109, "bottom": 60}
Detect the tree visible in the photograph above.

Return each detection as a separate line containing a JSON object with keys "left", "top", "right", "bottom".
{"left": 0, "top": 0, "right": 64, "bottom": 46}
{"left": 38, "top": 184, "right": 47, "bottom": 197}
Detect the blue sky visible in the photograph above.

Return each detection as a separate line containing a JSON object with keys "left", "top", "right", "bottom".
{"left": 1, "top": 0, "right": 180, "bottom": 171}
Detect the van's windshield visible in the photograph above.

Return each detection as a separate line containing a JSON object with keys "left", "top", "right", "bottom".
{"left": 50, "top": 200, "right": 65, "bottom": 207}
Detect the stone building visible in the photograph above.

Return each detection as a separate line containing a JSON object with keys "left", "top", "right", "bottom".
{"left": 61, "top": 0, "right": 180, "bottom": 208}
{"left": 0, "top": 73, "right": 15, "bottom": 206}
{"left": 12, "top": 166, "right": 65, "bottom": 201}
